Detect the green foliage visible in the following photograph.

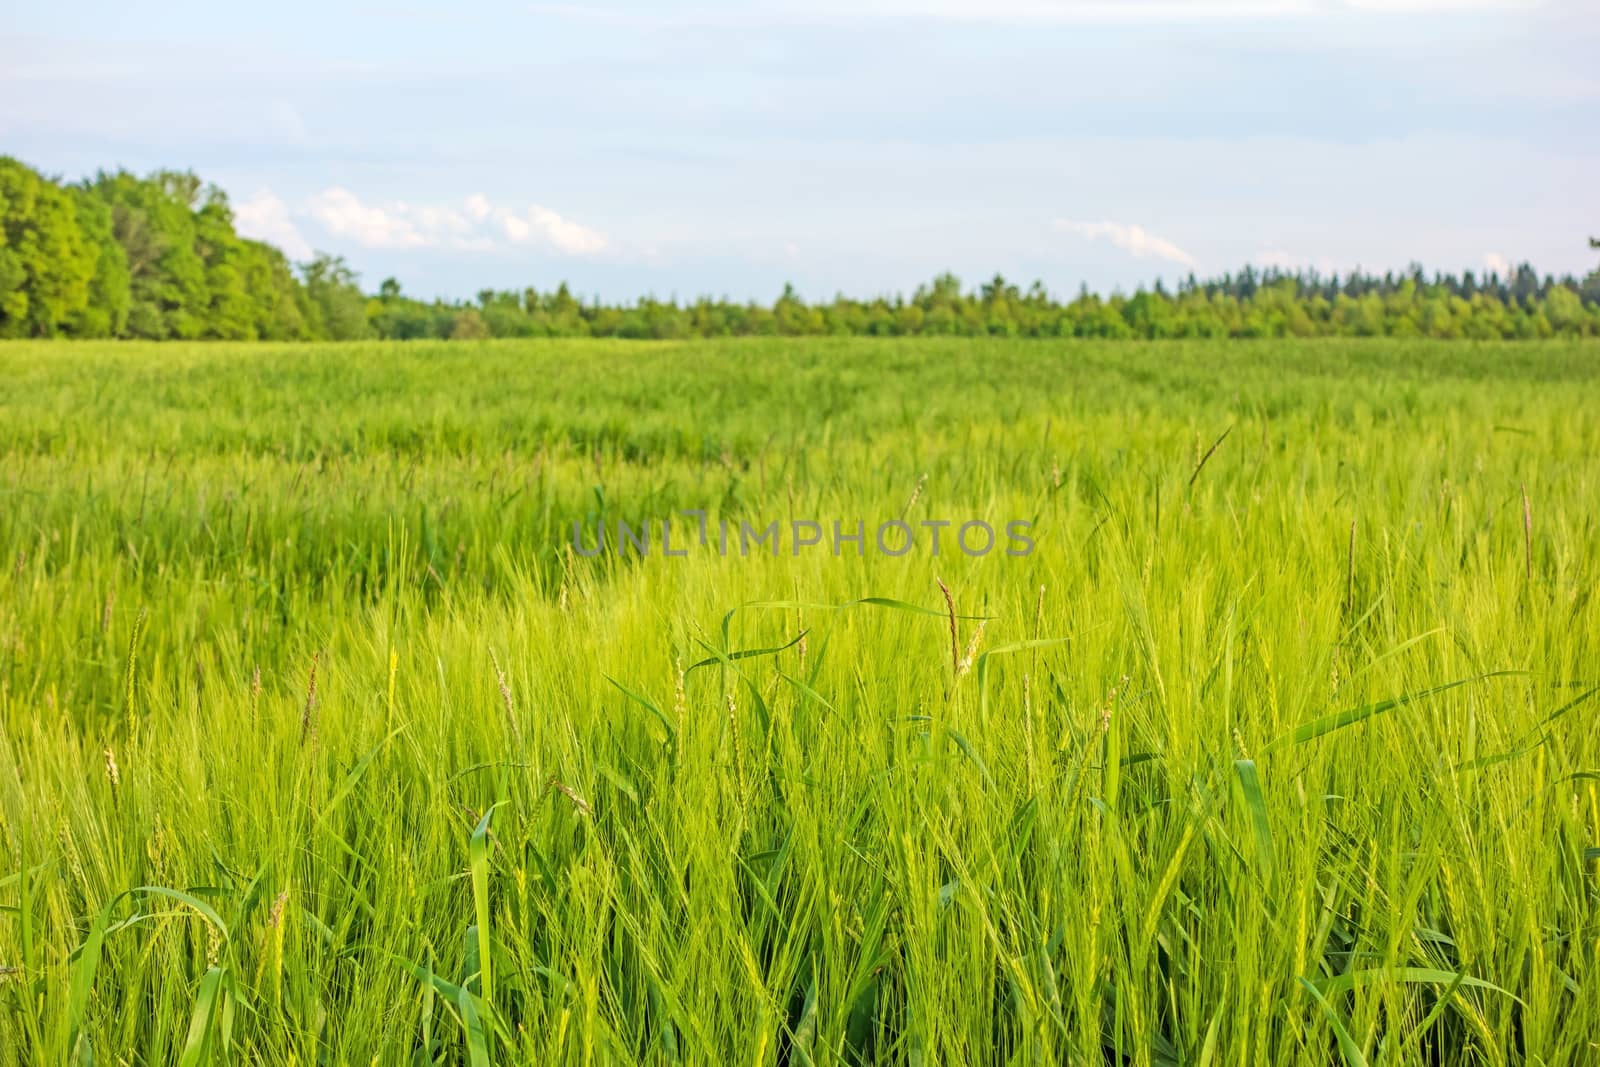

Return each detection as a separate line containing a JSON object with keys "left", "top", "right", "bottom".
{"left": 299, "top": 253, "right": 374, "bottom": 340}
{"left": 1, "top": 337, "right": 1597, "bottom": 1062}
{"left": 3, "top": 157, "right": 1599, "bottom": 344}
{"left": 193, "top": 188, "right": 257, "bottom": 340}
{"left": 376, "top": 268, "right": 1600, "bottom": 342}
{"left": 449, "top": 307, "right": 491, "bottom": 341}
{"left": 86, "top": 169, "right": 211, "bottom": 338}
{"left": 64, "top": 187, "right": 131, "bottom": 338}
{"left": 238, "top": 240, "right": 315, "bottom": 341}
{"left": 0, "top": 157, "right": 98, "bottom": 337}
{"left": 0, "top": 160, "right": 320, "bottom": 343}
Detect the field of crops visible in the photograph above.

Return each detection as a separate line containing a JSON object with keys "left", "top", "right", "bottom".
{"left": 1, "top": 337, "right": 1597, "bottom": 1065}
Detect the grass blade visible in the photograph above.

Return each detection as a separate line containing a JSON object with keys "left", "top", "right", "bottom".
{"left": 1298, "top": 977, "right": 1369, "bottom": 1067}
{"left": 468, "top": 807, "right": 496, "bottom": 1010}
{"left": 1276, "top": 672, "right": 1528, "bottom": 749}
{"left": 458, "top": 983, "right": 491, "bottom": 1067}
{"left": 1233, "top": 760, "right": 1275, "bottom": 874}
{"left": 177, "top": 965, "right": 224, "bottom": 1067}
{"left": 1309, "top": 967, "right": 1522, "bottom": 1005}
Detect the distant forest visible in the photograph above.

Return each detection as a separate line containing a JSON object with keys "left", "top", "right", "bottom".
{"left": 4, "top": 157, "right": 1598, "bottom": 342}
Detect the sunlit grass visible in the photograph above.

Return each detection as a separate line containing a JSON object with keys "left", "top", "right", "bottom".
{"left": 1, "top": 337, "right": 1597, "bottom": 1064}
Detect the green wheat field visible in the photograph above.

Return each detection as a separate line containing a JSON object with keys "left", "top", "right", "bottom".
{"left": 2, "top": 337, "right": 1597, "bottom": 1065}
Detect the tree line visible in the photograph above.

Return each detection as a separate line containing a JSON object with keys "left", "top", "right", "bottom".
{"left": 4, "top": 156, "right": 1599, "bottom": 342}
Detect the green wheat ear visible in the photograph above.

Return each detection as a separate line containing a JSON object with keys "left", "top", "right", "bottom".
{"left": 122, "top": 607, "right": 148, "bottom": 737}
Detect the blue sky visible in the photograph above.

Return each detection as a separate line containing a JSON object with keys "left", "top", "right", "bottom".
{"left": 4, "top": 0, "right": 1596, "bottom": 301}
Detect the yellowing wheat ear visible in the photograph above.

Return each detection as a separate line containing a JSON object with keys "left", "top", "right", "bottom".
{"left": 957, "top": 620, "right": 988, "bottom": 679}
{"left": 936, "top": 576, "right": 959, "bottom": 677}
{"left": 902, "top": 472, "right": 928, "bottom": 519}
{"left": 1522, "top": 482, "right": 1534, "bottom": 586}
{"left": 300, "top": 651, "right": 320, "bottom": 749}
{"left": 673, "top": 655, "right": 686, "bottom": 738}
{"left": 546, "top": 776, "right": 593, "bottom": 818}
{"left": 490, "top": 648, "right": 521, "bottom": 747}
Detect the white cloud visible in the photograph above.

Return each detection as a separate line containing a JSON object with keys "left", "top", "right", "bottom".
{"left": 234, "top": 190, "right": 313, "bottom": 261}
{"left": 1483, "top": 251, "right": 1511, "bottom": 276}
{"left": 500, "top": 214, "right": 533, "bottom": 242}
{"left": 493, "top": 204, "right": 606, "bottom": 255}
{"left": 412, "top": 204, "right": 472, "bottom": 237}
{"left": 307, "top": 187, "right": 429, "bottom": 249}
{"left": 527, "top": 206, "right": 607, "bottom": 255}
{"left": 1056, "top": 219, "right": 1196, "bottom": 267}
{"left": 296, "top": 186, "right": 608, "bottom": 257}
